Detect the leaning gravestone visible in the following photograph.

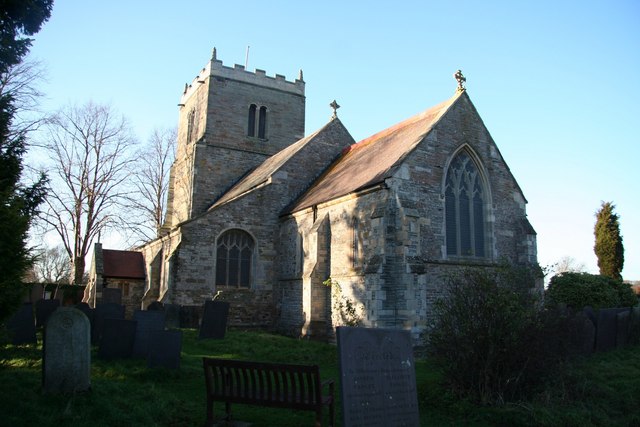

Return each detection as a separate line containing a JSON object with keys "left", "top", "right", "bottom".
{"left": 199, "top": 301, "right": 230, "bottom": 339}
{"left": 6, "top": 303, "right": 36, "bottom": 345}
{"left": 132, "top": 310, "right": 166, "bottom": 358}
{"left": 147, "top": 329, "right": 182, "bottom": 369}
{"left": 98, "top": 318, "right": 137, "bottom": 360}
{"left": 42, "top": 308, "right": 91, "bottom": 393}
{"left": 337, "top": 327, "right": 420, "bottom": 427}
{"left": 93, "top": 303, "right": 125, "bottom": 345}
{"left": 101, "top": 288, "right": 122, "bottom": 305}
{"left": 35, "top": 299, "right": 60, "bottom": 328}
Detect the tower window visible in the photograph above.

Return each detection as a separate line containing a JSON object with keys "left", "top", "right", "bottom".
{"left": 258, "top": 106, "right": 267, "bottom": 139}
{"left": 186, "top": 109, "right": 196, "bottom": 142}
{"left": 247, "top": 104, "right": 256, "bottom": 137}
{"left": 215, "top": 229, "right": 254, "bottom": 288}
{"left": 445, "top": 151, "right": 487, "bottom": 258}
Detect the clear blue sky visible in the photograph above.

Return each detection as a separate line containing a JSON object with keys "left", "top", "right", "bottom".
{"left": 27, "top": 0, "right": 640, "bottom": 280}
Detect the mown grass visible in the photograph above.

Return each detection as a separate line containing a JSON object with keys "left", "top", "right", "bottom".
{"left": 1, "top": 328, "right": 639, "bottom": 426}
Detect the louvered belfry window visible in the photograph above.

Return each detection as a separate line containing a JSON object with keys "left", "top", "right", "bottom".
{"left": 445, "top": 151, "right": 486, "bottom": 257}
{"left": 216, "top": 229, "right": 254, "bottom": 288}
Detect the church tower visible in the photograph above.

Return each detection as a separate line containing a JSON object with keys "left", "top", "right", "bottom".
{"left": 162, "top": 49, "right": 306, "bottom": 229}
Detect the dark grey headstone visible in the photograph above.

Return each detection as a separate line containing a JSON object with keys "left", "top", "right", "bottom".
{"left": 583, "top": 306, "right": 597, "bottom": 327}
{"left": 147, "top": 301, "right": 164, "bottom": 311}
{"left": 179, "top": 305, "right": 201, "bottom": 329}
{"left": 6, "top": 303, "right": 36, "bottom": 344}
{"left": 337, "top": 327, "right": 420, "bottom": 427}
{"left": 595, "top": 308, "right": 629, "bottom": 352}
{"left": 28, "top": 284, "right": 44, "bottom": 303}
{"left": 198, "top": 301, "right": 230, "bottom": 339}
{"left": 98, "top": 318, "right": 137, "bottom": 360}
{"left": 571, "top": 311, "right": 595, "bottom": 355}
{"left": 35, "top": 299, "right": 60, "bottom": 328}
{"left": 147, "top": 330, "right": 182, "bottom": 369}
{"left": 132, "top": 310, "right": 166, "bottom": 358}
{"left": 43, "top": 308, "right": 91, "bottom": 393}
{"left": 164, "top": 304, "right": 181, "bottom": 329}
{"left": 616, "top": 311, "right": 630, "bottom": 348}
{"left": 75, "top": 303, "right": 94, "bottom": 326}
{"left": 629, "top": 307, "right": 640, "bottom": 345}
{"left": 101, "top": 288, "right": 122, "bottom": 305}
{"left": 93, "top": 303, "right": 125, "bottom": 345}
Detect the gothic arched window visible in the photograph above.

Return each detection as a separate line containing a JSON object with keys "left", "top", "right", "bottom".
{"left": 445, "top": 151, "right": 487, "bottom": 258}
{"left": 247, "top": 104, "right": 257, "bottom": 137}
{"left": 215, "top": 229, "right": 254, "bottom": 288}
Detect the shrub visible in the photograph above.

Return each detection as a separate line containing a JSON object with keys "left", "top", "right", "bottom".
{"left": 428, "top": 265, "right": 571, "bottom": 405}
{"left": 545, "top": 272, "right": 637, "bottom": 310}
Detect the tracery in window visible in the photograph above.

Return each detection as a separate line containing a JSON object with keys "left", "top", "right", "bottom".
{"left": 215, "top": 229, "right": 254, "bottom": 288}
{"left": 445, "top": 151, "right": 486, "bottom": 257}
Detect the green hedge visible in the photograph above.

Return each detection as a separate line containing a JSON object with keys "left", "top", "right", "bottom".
{"left": 545, "top": 272, "right": 637, "bottom": 310}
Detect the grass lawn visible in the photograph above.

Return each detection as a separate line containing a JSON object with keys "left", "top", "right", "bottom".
{"left": 1, "top": 328, "right": 639, "bottom": 426}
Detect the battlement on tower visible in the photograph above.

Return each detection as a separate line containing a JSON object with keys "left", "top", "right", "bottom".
{"left": 179, "top": 49, "right": 305, "bottom": 105}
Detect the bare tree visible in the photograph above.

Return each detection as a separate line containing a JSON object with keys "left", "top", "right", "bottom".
{"left": 0, "top": 57, "right": 48, "bottom": 140}
{"left": 29, "top": 245, "right": 72, "bottom": 283}
{"left": 39, "top": 102, "right": 137, "bottom": 284}
{"left": 553, "top": 256, "right": 587, "bottom": 275}
{"left": 128, "top": 127, "right": 176, "bottom": 242}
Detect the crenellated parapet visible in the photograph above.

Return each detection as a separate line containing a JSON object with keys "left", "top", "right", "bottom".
{"left": 179, "top": 47, "right": 305, "bottom": 106}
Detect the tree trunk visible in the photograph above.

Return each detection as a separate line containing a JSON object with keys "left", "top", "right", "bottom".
{"left": 73, "top": 256, "right": 85, "bottom": 285}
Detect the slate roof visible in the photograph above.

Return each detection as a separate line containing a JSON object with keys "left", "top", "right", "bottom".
{"left": 209, "top": 119, "right": 346, "bottom": 210}
{"left": 286, "top": 92, "right": 462, "bottom": 213}
{"left": 102, "top": 249, "right": 145, "bottom": 279}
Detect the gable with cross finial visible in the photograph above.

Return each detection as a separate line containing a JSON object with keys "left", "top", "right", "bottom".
{"left": 330, "top": 100, "right": 340, "bottom": 119}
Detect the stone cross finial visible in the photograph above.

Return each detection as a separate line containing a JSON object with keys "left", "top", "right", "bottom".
{"left": 211, "top": 47, "right": 217, "bottom": 61}
{"left": 454, "top": 70, "right": 466, "bottom": 91}
{"left": 330, "top": 100, "right": 340, "bottom": 119}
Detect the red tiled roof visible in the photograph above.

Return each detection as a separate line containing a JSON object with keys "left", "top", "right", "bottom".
{"left": 102, "top": 249, "right": 145, "bottom": 279}
{"left": 286, "top": 92, "right": 461, "bottom": 212}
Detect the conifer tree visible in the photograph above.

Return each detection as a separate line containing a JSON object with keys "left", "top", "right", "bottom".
{"left": 594, "top": 201, "right": 624, "bottom": 281}
{"left": 0, "top": 0, "right": 53, "bottom": 321}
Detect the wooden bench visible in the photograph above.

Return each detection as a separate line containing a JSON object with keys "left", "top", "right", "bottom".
{"left": 203, "top": 357, "right": 335, "bottom": 427}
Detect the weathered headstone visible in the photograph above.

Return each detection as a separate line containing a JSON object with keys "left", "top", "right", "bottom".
{"left": 6, "top": 303, "right": 36, "bottom": 344}
{"left": 570, "top": 311, "right": 596, "bottom": 355}
{"left": 147, "top": 329, "right": 182, "bottom": 369}
{"left": 164, "top": 304, "right": 181, "bottom": 329}
{"left": 132, "top": 310, "right": 166, "bottom": 358}
{"left": 147, "top": 301, "right": 164, "bottom": 311}
{"left": 98, "top": 318, "right": 137, "bottom": 360}
{"left": 43, "top": 308, "right": 91, "bottom": 393}
{"left": 337, "top": 327, "right": 420, "bottom": 427}
{"left": 35, "top": 299, "right": 60, "bottom": 328}
{"left": 101, "top": 287, "right": 122, "bottom": 305}
{"left": 199, "top": 301, "right": 230, "bottom": 339}
{"left": 93, "top": 303, "right": 125, "bottom": 345}
{"left": 179, "top": 305, "right": 201, "bottom": 329}
{"left": 616, "top": 310, "right": 630, "bottom": 348}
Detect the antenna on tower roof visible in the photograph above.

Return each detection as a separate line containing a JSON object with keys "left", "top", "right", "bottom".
{"left": 245, "top": 45, "right": 250, "bottom": 69}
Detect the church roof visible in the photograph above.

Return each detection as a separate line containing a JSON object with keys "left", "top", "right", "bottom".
{"left": 209, "top": 119, "right": 347, "bottom": 210}
{"left": 102, "top": 249, "right": 145, "bottom": 279}
{"left": 286, "top": 91, "right": 463, "bottom": 213}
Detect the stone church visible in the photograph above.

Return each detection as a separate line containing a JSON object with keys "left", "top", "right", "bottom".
{"left": 86, "top": 50, "right": 537, "bottom": 342}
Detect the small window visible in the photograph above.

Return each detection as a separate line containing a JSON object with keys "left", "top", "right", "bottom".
{"left": 445, "top": 151, "right": 487, "bottom": 257}
{"left": 186, "top": 109, "right": 196, "bottom": 142}
{"left": 258, "top": 106, "right": 267, "bottom": 139}
{"left": 353, "top": 217, "right": 361, "bottom": 267}
{"left": 216, "top": 229, "right": 254, "bottom": 288}
{"left": 247, "top": 104, "right": 256, "bottom": 137}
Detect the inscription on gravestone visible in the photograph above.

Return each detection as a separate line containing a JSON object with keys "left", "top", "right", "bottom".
{"left": 132, "top": 310, "right": 166, "bottom": 358}
{"left": 43, "top": 308, "right": 91, "bottom": 393}
{"left": 337, "top": 327, "right": 420, "bottom": 427}
{"left": 199, "top": 301, "right": 230, "bottom": 339}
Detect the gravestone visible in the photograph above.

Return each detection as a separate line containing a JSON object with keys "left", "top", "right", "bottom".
{"left": 98, "top": 318, "right": 137, "bottom": 360}
{"left": 101, "top": 288, "right": 122, "bottom": 305}
{"left": 629, "top": 307, "right": 640, "bottom": 345}
{"left": 93, "top": 303, "right": 125, "bottom": 345}
{"left": 35, "top": 299, "right": 60, "bottom": 327}
{"left": 43, "top": 308, "right": 91, "bottom": 393}
{"left": 337, "top": 327, "right": 420, "bottom": 427}
{"left": 28, "top": 284, "right": 44, "bottom": 303}
{"left": 179, "top": 305, "right": 201, "bottom": 329}
{"left": 132, "top": 310, "right": 166, "bottom": 358}
{"left": 199, "top": 301, "right": 230, "bottom": 339}
{"left": 147, "top": 329, "right": 182, "bottom": 369}
{"left": 6, "top": 303, "right": 36, "bottom": 344}
{"left": 583, "top": 306, "right": 597, "bottom": 328}
{"left": 616, "top": 310, "right": 630, "bottom": 348}
{"left": 147, "top": 301, "right": 164, "bottom": 311}
{"left": 595, "top": 308, "right": 628, "bottom": 352}
{"left": 164, "top": 304, "right": 181, "bottom": 329}
{"left": 570, "top": 311, "right": 595, "bottom": 355}
{"left": 75, "top": 302, "right": 94, "bottom": 326}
